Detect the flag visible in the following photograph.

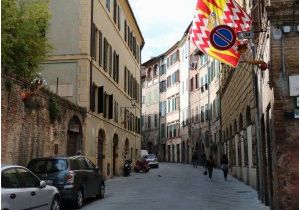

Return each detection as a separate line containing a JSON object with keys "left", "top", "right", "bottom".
{"left": 190, "top": 0, "right": 252, "bottom": 67}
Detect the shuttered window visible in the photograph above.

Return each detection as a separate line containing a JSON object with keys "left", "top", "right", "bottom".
{"left": 108, "top": 94, "right": 113, "bottom": 119}
{"left": 99, "top": 31, "right": 103, "bottom": 67}
{"left": 98, "top": 86, "right": 104, "bottom": 113}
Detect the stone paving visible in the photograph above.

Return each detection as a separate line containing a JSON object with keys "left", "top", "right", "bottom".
{"left": 65, "top": 163, "right": 270, "bottom": 210}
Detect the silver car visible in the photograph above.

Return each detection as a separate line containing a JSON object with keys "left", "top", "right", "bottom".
{"left": 1, "top": 164, "right": 61, "bottom": 210}
{"left": 144, "top": 154, "right": 159, "bottom": 168}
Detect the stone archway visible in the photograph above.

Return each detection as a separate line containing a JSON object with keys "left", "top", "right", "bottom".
{"left": 67, "top": 116, "right": 83, "bottom": 156}
{"left": 113, "top": 134, "right": 119, "bottom": 176}
{"left": 97, "top": 129, "right": 105, "bottom": 173}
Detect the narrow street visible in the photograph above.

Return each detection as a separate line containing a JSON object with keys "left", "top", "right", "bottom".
{"left": 67, "top": 163, "right": 269, "bottom": 210}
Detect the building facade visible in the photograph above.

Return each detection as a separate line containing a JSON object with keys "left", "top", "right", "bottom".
{"left": 179, "top": 31, "right": 191, "bottom": 164}
{"left": 141, "top": 56, "right": 161, "bottom": 155}
{"left": 41, "top": 0, "right": 144, "bottom": 178}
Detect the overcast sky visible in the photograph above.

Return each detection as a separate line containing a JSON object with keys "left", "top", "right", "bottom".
{"left": 128, "top": 0, "right": 196, "bottom": 63}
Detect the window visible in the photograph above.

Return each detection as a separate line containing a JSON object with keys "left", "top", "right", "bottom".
{"left": 190, "top": 78, "right": 194, "bottom": 91}
{"left": 77, "top": 158, "right": 89, "bottom": 170}
{"left": 124, "top": 20, "right": 127, "bottom": 42}
{"left": 160, "top": 64, "right": 166, "bottom": 75}
{"left": 117, "top": 6, "right": 120, "bottom": 30}
{"left": 113, "top": 0, "right": 117, "bottom": 23}
{"left": 69, "top": 158, "right": 80, "bottom": 170}
{"left": 91, "top": 23, "right": 97, "bottom": 60}
{"left": 2, "top": 169, "right": 20, "bottom": 188}
{"left": 154, "top": 114, "right": 158, "bottom": 127}
{"left": 17, "top": 168, "right": 40, "bottom": 188}
{"left": 195, "top": 74, "right": 199, "bottom": 89}
{"left": 160, "top": 101, "right": 166, "bottom": 116}
{"left": 85, "top": 158, "right": 96, "bottom": 169}
{"left": 148, "top": 116, "right": 151, "bottom": 129}
{"left": 171, "top": 72, "right": 176, "bottom": 84}
{"left": 108, "top": 94, "right": 114, "bottom": 119}
{"left": 99, "top": 31, "right": 103, "bottom": 67}
{"left": 160, "top": 80, "right": 166, "bottom": 93}
{"left": 113, "top": 51, "right": 119, "bottom": 83}
{"left": 106, "top": 0, "right": 110, "bottom": 11}
{"left": 114, "top": 100, "right": 118, "bottom": 123}
{"left": 205, "top": 104, "right": 209, "bottom": 121}
{"left": 201, "top": 106, "right": 204, "bottom": 122}
{"left": 167, "top": 76, "right": 171, "bottom": 88}
{"left": 124, "top": 67, "right": 127, "bottom": 92}
{"left": 98, "top": 86, "right": 104, "bottom": 113}
{"left": 161, "top": 123, "right": 165, "bottom": 138}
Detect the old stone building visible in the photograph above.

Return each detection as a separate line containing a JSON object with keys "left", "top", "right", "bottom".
{"left": 189, "top": 45, "right": 222, "bottom": 165}
{"left": 220, "top": 0, "right": 299, "bottom": 209}
{"left": 1, "top": 74, "right": 86, "bottom": 166}
{"left": 41, "top": 0, "right": 144, "bottom": 178}
{"left": 141, "top": 56, "right": 162, "bottom": 155}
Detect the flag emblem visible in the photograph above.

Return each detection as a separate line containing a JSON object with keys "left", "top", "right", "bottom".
{"left": 190, "top": 0, "right": 252, "bottom": 67}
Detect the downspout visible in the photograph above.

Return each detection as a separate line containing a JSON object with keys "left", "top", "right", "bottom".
{"left": 89, "top": 0, "right": 94, "bottom": 111}
{"left": 250, "top": 39, "right": 263, "bottom": 200}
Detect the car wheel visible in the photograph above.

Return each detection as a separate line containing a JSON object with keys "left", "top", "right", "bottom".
{"left": 96, "top": 182, "right": 105, "bottom": 199}
{"left": 74, "top": 189, "right": 83, "bottom": 209}
{"left": 51, "top": 196, "right": 61, "bottom": 210}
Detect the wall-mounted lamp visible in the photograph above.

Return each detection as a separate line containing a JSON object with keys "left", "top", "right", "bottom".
{"left": 272, "top": 27, "right": 282, "bottom": 40}
{"left": 282, "top": 25, "right": 291, "bottom": 33}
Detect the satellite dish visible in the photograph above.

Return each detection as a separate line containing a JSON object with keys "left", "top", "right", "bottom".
{"left": 272, "top": 27, "right": 282, "bottom": 40}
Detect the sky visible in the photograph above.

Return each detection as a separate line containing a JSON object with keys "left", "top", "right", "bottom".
{"left": 128, "top": 0, "right": 197, "bottom": 63}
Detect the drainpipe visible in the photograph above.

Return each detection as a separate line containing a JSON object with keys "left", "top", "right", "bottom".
{"left": 250, "top": 39, "right": 263, "bottom": 200}
{"left": 89, "top": 0, "right": 94, "bottom": 111}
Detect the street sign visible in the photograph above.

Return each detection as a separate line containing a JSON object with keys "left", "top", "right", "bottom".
{"left": 237, "top": 31, "right": 254, "bottom": 40}
{"left": 210, "top": 25, "right": 236, "bottom": 51}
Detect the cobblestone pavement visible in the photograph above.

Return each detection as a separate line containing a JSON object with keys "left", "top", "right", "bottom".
{"left": 64, "top": 163, "right": 270, "bottom": 210}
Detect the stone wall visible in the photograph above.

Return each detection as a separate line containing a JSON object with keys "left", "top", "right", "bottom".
{"left": 1, "top": 74, "right": 86, "bottom": 166}
{"left": 269, "top": 25, "right": 299, "bottom": 210}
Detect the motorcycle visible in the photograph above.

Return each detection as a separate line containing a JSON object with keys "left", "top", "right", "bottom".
{"left": 134, "top": 159, "right": 150, "bottom": 173}
{"left": 123, "top": 159, "right": 132, "bottom": 177}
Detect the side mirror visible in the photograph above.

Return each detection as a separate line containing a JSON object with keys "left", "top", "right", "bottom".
{"left": 40, "top": 181, "right": 46, "bottom": 188}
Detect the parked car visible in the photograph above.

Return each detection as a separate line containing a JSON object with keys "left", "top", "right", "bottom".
{"left": 1, "top": 164, "right": 61, "bottom": 210}
{"left": 144, "top": 154, "right": 159, "bottom": 168}
{"left": 27, "top": 156, "right": 105, "bottom": 209}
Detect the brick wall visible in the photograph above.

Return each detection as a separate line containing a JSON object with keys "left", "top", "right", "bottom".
{"left": 270, "top": 30, "right": 299, "bottom": 210}
{"left": 1, "top": 74, "right": 86, "bottom": 166}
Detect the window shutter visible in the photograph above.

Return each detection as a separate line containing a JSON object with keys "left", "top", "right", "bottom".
{"left": 103, "top": 93, "right": 107, "bottom": 118}
{"left": 108, "top": 94, "right": 114, "bottom": 119}
{"left": 99, "top": 31, "right": 103, "bottom": 67}
{"left": 98, "top": 86, "right": 104, "bottom": 113}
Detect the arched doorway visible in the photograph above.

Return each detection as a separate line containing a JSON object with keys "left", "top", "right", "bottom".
{"left": 67, "top": 116, "right": 83, "bottom": 156}
{"left": 124, "top": 138, "right": 129, "bottom": 159}
{"left": 113, "top": 134, "right": 119, "bottom": 176}
{"left": 98, "top": 129, "right": 105, "bottom": 173}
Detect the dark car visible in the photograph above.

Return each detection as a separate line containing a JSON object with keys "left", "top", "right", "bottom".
{"left": 27, "top": 156, "right": 105, "bottom": 209}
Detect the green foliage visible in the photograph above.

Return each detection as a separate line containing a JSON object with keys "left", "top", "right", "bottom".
{"left": 48, "top": 96, "right": 60, "bottom": 122}
{"left": 2, "top": 0, "right": 51, "bottom": 79}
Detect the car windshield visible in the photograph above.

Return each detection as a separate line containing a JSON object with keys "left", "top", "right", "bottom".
{"left": 145, "top": 155, "right": 156, "bottom": 159}
{"left": 27, "top": 159, "right": 67, "bottom": 173}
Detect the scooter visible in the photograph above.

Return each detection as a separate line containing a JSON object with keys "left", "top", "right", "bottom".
{"left": 123, "top": 159, "right": 132, "bottom": 177}
{"left": 134, "top": 159, "right": 150, "bottom": 173}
